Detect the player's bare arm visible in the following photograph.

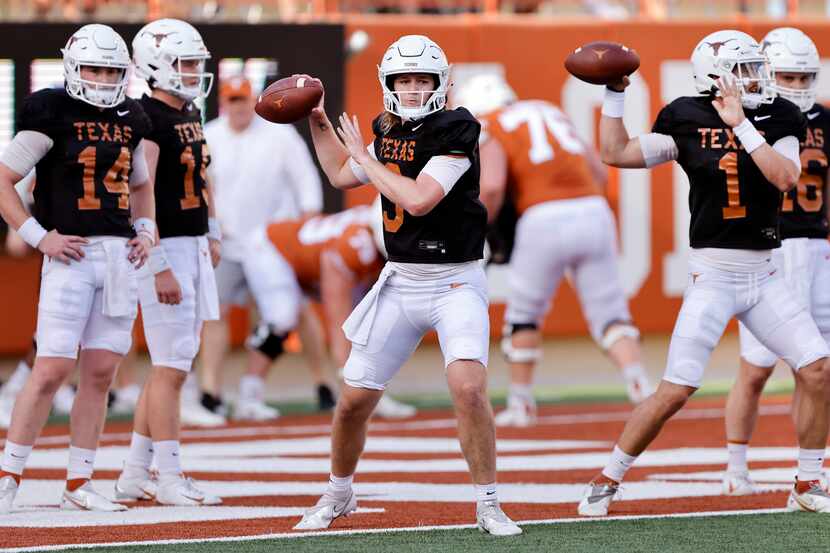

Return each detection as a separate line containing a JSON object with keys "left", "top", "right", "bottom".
{"left": 338, "top": 113, "right": 444, "bottom": 216}
{"left": 303, "top": 76, "right": 363, "bottom": 189}
{"left": 141, "top": 137, "right": 182, "bottom": 305}
{"left": 712, "top": 77, "right": 799, "bottom": 192}
{"left": 0, "top": 148, "right": 87, "bottom": 264}
{"left": 599, "top": 76, "right": 648, "bottom": 168}
{"left": 479, "top": 137, "right": 508, "bottom": 223}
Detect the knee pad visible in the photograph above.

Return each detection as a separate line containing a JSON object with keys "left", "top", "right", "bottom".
{"left": 501, "top": 323, "right": 542, "bottom": 363}
{"left": 600, "top": 321, "right": 640, "bottom": 351}
{"left": 246, "top": 322, "right": 286, "bottom": 361}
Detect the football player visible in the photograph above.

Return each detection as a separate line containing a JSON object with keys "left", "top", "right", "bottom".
{"left": 293, "top": 35, "right": 521, "bottom": 536}
{"left": 0, "top": 24, "right": 154, "bottom": 512}
{"left": 113, "top": 19, "right": 222, "bottom": 507}
{"left": 578, "top": 30, "right": 830, "bottom": 516}
{"left": 723, "top": 27, "right": 830, "bottom": 496}
{"left": 452, "top": 74, "right": 652, "bottom": 427}
{"left": 236, "top": 200, "right": 417, "bottom": 420}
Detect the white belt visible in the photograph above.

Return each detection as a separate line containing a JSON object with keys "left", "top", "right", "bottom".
{"left": 101, "top": 239, "right": 138, "bottom": 318}
{"left": 342, "top": 264, "right": 394, "bottom": 346}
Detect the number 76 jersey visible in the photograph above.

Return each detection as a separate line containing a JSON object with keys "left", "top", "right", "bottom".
{"left": 140, "top": 95, "right": 210, "bottom": 238}
{"left": 652, "top": 95, "right": 807, "bottom": 250}
{"left": 21, "top": 88, "right": 151, "bottom": 238}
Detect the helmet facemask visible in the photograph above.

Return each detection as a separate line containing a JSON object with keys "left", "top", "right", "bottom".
{"left": 716, "top": 59, "right": 775, "bottom": 109}
{"left": 65, "top": 61, "right": 128, "bottom": 109}
{"left": 160, "top": 55, "right": 213, "bottom": 101}
{"left": 770, "top": 71, "right": 817, "bottom": 112}
{"left": 380, "top": 70, "right": 447, "bottom": 120}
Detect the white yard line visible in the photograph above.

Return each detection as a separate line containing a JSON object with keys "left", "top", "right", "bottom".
{"left": 1, "top": 508, "right": 790, "bottom": 552}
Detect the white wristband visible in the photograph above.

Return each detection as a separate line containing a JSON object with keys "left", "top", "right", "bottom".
{"left": 148, "top": 246, "right": 170, "bottom": 275}
{"left": 733, "top": 119, "right": 766, "bottom": 154}
{"left": 602, "top": 88, "right": 626, "bottom": 118}
{"left": 207, "top": 217, "right": 222, "bottom": 241}
{"left": 17, "top": 217, "right": 48, "bottom": 249}
{"left": 133, "top": 217, "right": 156, "bottom": 246}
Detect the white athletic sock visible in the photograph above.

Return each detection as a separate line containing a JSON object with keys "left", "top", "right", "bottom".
{"left": 797, "top": 448, "right": 825, "bottom": 482}
{"left": 509, "top": 383, "right": 533, "bottom": 404}
{"left": 239, "top": 375, "right": 264, "bottom": 403}
{"left": 1, "top": 441, "right": 33, "bottom": 475}
{"left": 601, "top": 445, "right": 638, "bottom": 483}
{"left": 124, "top": 432, "right": 154, "bottom": 474}
{"left": 327, "top": 473, "right": 353, "bottom": 495}
{"left": 154, "top": 440, "right": 182, "bottom": 479}
{"left": 726, "top": 442, "right": 749, "bottom": 474}
{"left": 66, "top": 446, "right": 96, "bottom": 481}
{"left": 622, "top": 363, "right": 646, "bottom": 380}
{"left": 475, "top": 482, "right": 498, "bottom": 503}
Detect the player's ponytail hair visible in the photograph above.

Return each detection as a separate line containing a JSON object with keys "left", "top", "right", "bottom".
{"left": 379, "top": 111, "right": 401, "bottom": 135}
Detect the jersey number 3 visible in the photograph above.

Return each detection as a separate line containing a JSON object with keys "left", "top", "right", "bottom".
{"left": 77, "top": 146, "right": 131, "bottom": 210}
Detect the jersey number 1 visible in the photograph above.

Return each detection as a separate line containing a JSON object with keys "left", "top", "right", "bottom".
{"left": 77, "top": 146, "right": 131, "bottom": 210}
{"left": 180, "top": 144, "right": 209, "bottom": 210}
{"left": 718, "top": 152, "right": 746, "bottom": 220}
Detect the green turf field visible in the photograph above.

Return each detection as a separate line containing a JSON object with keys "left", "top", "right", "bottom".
{"left": 55, "top": 511, "right": 826, "bottom": 553}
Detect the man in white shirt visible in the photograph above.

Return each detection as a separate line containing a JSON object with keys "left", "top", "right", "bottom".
{"left": 199, "top": 76, "right": 330, "bottom": 419}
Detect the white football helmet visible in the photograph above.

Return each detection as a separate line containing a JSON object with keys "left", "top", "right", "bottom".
{"left": 691, "top": 30, "right": 774, "bottom": 109}
{"left": 762, "top": 27, "right": 820, "bottom": 112}
{"left": 62, "top": 24, "right": 130, "bottom": 109}
{"left": 451, "top": 73, "right": 517, "bottom": 117}
{"left": 378, "top": 35, "right": 450, "bottom": 120}
{"left": 133, "top": 19, "right": 213, "bottom": 101}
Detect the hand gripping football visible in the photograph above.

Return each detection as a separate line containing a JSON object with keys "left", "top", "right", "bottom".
{"left": 564, "top": 41, "right": 640, "bottom": 85}
{"left": 255, "top": 76, "right": 323, "bottom": 124}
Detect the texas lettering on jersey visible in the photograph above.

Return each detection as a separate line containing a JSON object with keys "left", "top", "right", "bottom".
{"left": 653, "top": 95, "right": 807, "bottom": 250}
{"left": 140, "top": 95, "right": 210, "bottom": 238}
{"left": 779, "top": 103, "right": 829, "bottom": 239}
{"left": 371, "top": 107, "right": 486, "bottom": 264}
{"left": 20, "top": 88, "right": 151, "bottom": 238}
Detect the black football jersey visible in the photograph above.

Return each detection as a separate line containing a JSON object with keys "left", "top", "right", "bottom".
{"left": 371, "top": 108, "right": 486, "bottom": 263}
{"left": 653, "top": 96, "right": 807, "bottom": 249}
{"left": 20, "top": 88, "right": 151, "bottom": 238}
{"left": 779, "top": 103, "right": 829, "bottom": 239}
{"left": 140, "top": 95, "right": 210, "bottom": 238}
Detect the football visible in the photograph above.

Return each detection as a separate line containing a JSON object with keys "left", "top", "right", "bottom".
{"left": 564, "top": 41, "right": 640, "bottom": 85}
{"left": 255, "top": 76, "right": 323, "bottom": 124}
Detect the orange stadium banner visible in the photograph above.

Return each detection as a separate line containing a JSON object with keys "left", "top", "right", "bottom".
{"left": 2, "top": 19, "right": 829, "bottom": 354}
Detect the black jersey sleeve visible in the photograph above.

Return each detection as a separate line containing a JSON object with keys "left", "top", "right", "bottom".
{"left": 759, "top": 98, "right": 807, "bottom": 144}
{"left": 17, "top": 89, "right": 60, "bottom": 137}
{"left": 127, "top": 99, "right": 153, "bottom": 145}
{"left": 428, "top": 108, "right": 480, "bottom": 157}
{"left": 651, "top": 102, "right": 676, "bottom": 136}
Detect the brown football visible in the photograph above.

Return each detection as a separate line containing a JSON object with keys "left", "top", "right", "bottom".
{"left": 564, "top": 41, "right": 640, "bottom": 85}
{"left": 255, "top": 76, "right": 323, "bottom": 124}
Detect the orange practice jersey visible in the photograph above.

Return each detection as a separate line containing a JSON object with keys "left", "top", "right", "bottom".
{"left": 482, "top": 100, "right": 601, "bottom": 214}
{"left": 265, "top": 206, "right": 382, "bottom": 290}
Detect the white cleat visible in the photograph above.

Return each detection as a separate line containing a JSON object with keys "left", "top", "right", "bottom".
{"left": 722, "top": 471, "right": 757, "bottom": 496}
{"left": 373, "top": 395, "right": 416, "bottom": 419}
{"left": 52, "top": 384, "right": 76, "bottom": 416}
{"left": 293, "top": 489, "right": 357, "bottom": 531}
{"left": 156, "top": 475, "right": 221, "bottom": 506}
{"left": 114, "top": 467, "right": 157, "bottom": 501}
{"left": 494, "top": 395, "right": 536, "bottom": 427}
{"left": 786, "top": 480, "right": 830, "bottom": 513}
{"left": 476, "top": 500, "right": 522, "bottom": 536}
{"left": 181, "top": 400, "right": 227, "bottom": 427}
{"left": 624, "top": 372, "right": 653, "bottom": 404}
{"left": 233, "top": 399, "right": 280, "bottom": 421}
{"left": 0, "top": 475, "right": 19, "bottom": 514}
{"left": 578, "top": 480, "right": 619, "bottom": 517}
{"left": 61, "top": 481, "right": 127, "bottom": 511}
{"left": 0, "top": 397, "right": 12, "bottom": 429}
{"left": 110, "top": 384, "right": 142, "bottom": 415}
